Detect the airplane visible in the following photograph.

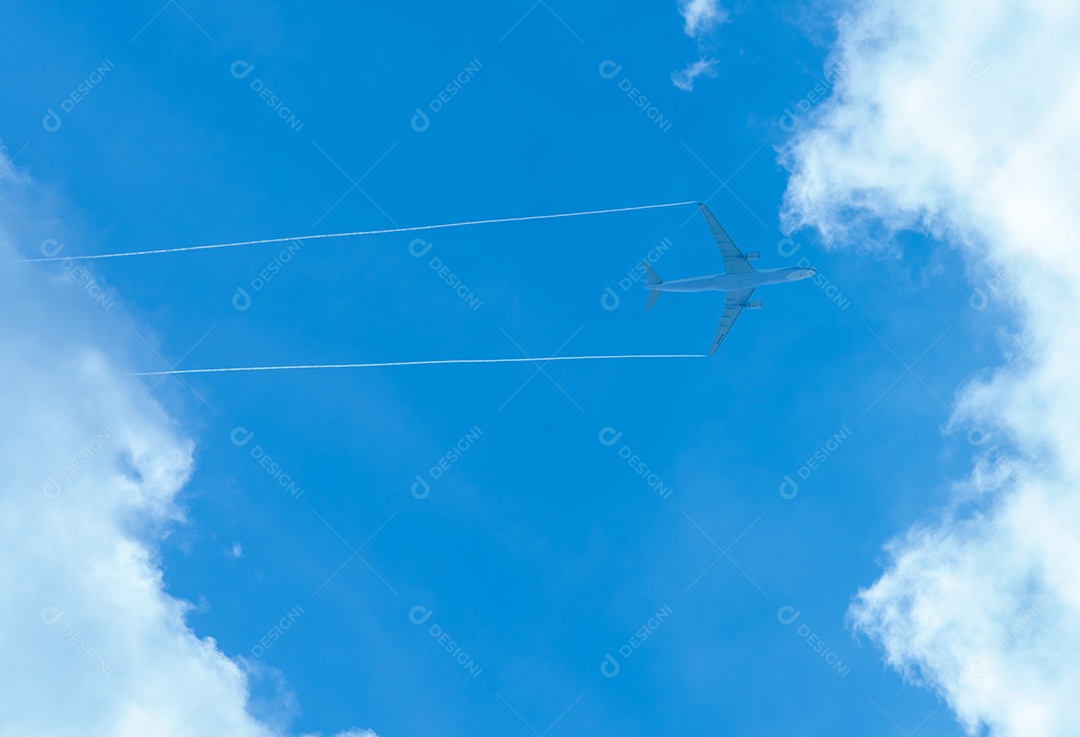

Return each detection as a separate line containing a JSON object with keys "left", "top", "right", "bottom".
{"left": 643, "top": 203, "right": 817, "bottom": 354}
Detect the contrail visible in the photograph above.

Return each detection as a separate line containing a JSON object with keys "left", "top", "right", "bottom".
{"left": 125, "top": 354, "right": 706, "bottom": 377}
{"left": 18, "top": 200, "right": 698, "bottom": 263}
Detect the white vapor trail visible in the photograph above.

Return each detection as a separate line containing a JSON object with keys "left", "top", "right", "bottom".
{"left": 126, "top": 354, "right": 706, "bottom": 376}
{"left": 17, "top": 201, "right": 699, "bottom": 263}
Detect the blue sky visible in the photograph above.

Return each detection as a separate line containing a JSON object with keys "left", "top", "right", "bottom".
{"left": 2, "top": 1, "right": 1055, "bottom": 736}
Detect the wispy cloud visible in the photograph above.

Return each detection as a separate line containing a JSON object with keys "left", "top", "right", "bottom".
{"left": 672, "top": 58, "right": 718, "bottom": 92}
{"left": 672, "top": 0, "right": 728, "bottom": 91}
{"left": 781, "top": 2, "right": 1080, "bottom": 736}
{"left": 0, "top": 145, "right": 371, "bottom": 737}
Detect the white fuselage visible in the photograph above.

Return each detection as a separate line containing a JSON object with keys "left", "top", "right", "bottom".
{"left": 646, "top": 266, "right": 816, "bottom": 293}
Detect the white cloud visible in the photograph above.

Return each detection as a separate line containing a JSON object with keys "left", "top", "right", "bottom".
{"left": 781, "top": 1, "right": 1080, "bottom": 736}
{"left": 671, "top": 58, "right": 719, "bottom": 92}
{"left": 673, "top": 0, "right": 728, "bottom": 91}
{"left": 0, "top": 145, "right": 370, "bottom": 737}
{"left": 679, "top": 0, "right": 729, "bottom": 38}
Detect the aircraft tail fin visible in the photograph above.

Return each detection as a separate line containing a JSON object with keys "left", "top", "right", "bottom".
{"left": 642, "top": 262, "right": 663, "bottom": 311}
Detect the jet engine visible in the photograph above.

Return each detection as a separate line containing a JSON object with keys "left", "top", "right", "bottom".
{"left": 744, "top": 251, "right": 760, "bottom": 260}
{"left": 744, "top": 300, "right": 763, "bottom": 309}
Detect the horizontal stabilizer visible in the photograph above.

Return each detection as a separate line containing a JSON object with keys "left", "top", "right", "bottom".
{"left": 643, "top": 262, "right": 663, "bottom": 311}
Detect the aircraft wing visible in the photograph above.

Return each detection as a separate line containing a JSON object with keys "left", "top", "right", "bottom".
{"left": 699, "top": 203, "right": 754, "bottom": 274}
{"left": 708, "top": 289, "right": 754, "bottom": 354}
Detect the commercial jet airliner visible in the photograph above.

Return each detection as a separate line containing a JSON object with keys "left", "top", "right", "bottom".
{"left": 644, "top": 203, "right": 816, "bottom": 354}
